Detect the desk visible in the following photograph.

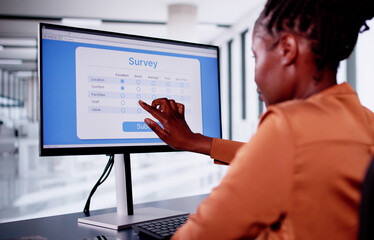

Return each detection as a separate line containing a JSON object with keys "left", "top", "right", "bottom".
{"left": 0, "top": 194, "right": 207, "bottom": 240}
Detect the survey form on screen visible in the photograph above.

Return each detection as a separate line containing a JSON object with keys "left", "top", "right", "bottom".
{"left": 75, "top": 47, "right": 203, "bottom": 140}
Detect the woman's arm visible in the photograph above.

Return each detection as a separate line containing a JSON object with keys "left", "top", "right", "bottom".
{"left": 211, "top": 138, "right": 245, "bottom": 165}
{"left": 139, "top": 98, "right": 245, "bottom": 163}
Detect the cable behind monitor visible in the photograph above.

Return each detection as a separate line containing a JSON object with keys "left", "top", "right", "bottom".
{"left": 83, "top": 154, "right": 115, "bottom": 216}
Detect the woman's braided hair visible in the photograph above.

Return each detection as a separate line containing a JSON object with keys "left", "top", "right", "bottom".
{"left": 257, "top": 0, "right": 374, "bottom": 71}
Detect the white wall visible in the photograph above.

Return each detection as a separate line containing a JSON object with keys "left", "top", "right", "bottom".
{"left": 213, "top": 2, "right": 265, "bottom": 141}
{"left": 356, "top": 20, "right": 374, "bottom": 112}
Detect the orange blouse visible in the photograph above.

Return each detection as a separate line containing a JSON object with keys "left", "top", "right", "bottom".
{"left": 172, "top": 83, "right": 374, "bottom": 240}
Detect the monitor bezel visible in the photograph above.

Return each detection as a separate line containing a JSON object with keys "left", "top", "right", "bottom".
{"left": 38, "top": 22, "right": 222, "bottom": 156}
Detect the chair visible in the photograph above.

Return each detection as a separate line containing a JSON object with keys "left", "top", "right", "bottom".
{"left": 358, "top": 156, "right": 374, "bottom": 240}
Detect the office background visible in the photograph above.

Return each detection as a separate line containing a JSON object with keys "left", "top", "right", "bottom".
{"left": 0, "top": 0, "right": 373, "bottom": 223}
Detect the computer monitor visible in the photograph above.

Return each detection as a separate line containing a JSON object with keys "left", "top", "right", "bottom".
{"left": 38, "top": 23, "right": 222, "bottom": 229}
{"left": 39, "top": 23, "right": 221, "bottom": 156}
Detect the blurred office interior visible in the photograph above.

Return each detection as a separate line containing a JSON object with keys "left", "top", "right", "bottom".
{"left": 0, "top": 0, "right": 373, "bottom": 223}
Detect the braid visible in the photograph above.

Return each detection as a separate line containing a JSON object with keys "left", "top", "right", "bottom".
{"left": 258, "top": 0, "right": 374, "bottom": 71}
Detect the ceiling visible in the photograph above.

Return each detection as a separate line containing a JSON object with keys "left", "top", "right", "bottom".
{"left": 0, "top": 0, "right": 265, "bottom": 73}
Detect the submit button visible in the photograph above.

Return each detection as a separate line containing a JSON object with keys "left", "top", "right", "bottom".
{"left": 122, "top": 122, "right": 152, "bottom": 132}
{"left": 123, "top": 121, "right": 155, "bottom": 132}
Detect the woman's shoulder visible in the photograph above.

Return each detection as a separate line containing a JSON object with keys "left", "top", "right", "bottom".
{"left": 264, "top": 83, "right": 365, "bottom": 121}
{"left": 260, "top": 84, "right": 374, "bottom": 144}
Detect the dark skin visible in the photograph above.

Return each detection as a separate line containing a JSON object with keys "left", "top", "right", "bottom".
{"left": 139, "top": 98, "right": 211, "bottom": 154}
{"left": 139, "top": 21, "right": 338, "bottom": 155}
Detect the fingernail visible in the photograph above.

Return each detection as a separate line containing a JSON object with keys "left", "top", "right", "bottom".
{"left": 144, "top": 118, "right": 150, "bottom": 125}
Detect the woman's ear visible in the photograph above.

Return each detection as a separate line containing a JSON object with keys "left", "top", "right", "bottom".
{"left": 279, "top": 33, "right": 298, "bottom": 65}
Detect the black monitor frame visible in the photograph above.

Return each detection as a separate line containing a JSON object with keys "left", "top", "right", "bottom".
{"left": 38, "top": 23, "right": 222, "bottom": 157}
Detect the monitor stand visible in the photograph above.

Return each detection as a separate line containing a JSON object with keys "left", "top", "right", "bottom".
{"left": 78, "top": 153, "right": 188, "bottom": 230}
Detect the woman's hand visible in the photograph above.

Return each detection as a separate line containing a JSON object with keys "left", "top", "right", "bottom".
{"left": 139, "top": 98, "right": 212, "bottom": 155}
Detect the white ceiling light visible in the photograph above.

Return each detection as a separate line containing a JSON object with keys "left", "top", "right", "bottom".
{"left": 0, "top": 38, "right": 36, "bottom": 47}
{"left": 0, "top": 59, "right": 23, "bottom": 65}
{"left": 62, "top": 18, "right": 102, "bottom": 27}
{"left": 167, "top": 4, "right": 198, "bottom": 42}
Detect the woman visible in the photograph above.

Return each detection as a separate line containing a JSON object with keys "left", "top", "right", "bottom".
{"left": 139, "top": 0, "right": 374, "bottom": 239}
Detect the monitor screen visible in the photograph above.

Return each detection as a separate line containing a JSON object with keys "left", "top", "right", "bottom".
{"left": 39, "top": 23, "right": 222, "bottom": 156}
